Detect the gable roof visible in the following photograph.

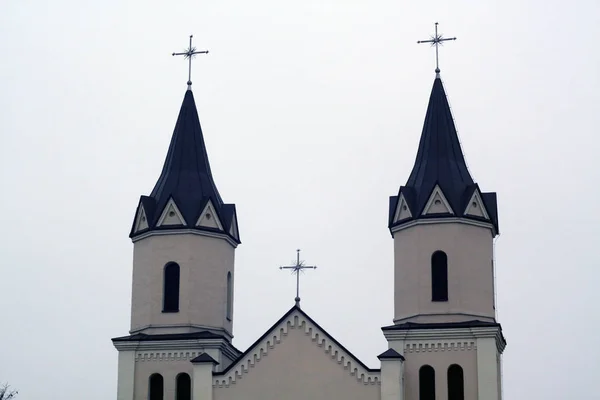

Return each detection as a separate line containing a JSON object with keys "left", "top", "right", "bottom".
{"left": 212, "top": 305, "right": 380, "bottom": 385}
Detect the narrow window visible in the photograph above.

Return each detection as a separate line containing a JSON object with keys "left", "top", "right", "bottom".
{"left": 176, "top": 373, "right": 191, "bottom": 400}
{"left": 419, "top": 365, "right": 436, "bottom": 400}
{"left": 149, "top": 373, "right": 164, "bottom": 400}
{"left": 226, "top": 272, "right": 233, "bottom": 320}
{"left": 163, "top": 262, "right": 180, "bottom": 312}
{"left": 431, "top": 251, "right": 448, "bottom": 301}
{"left": 448, "top": 364, "right": 465, "bottom": 400}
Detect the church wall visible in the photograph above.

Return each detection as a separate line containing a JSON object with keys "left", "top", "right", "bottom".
{"left": 213, "top": 323, "right": 380, "bottom": 400}
{"left": 130, "top": 233, "right": 235, "bottom": 334}
{"left": 393, "top": 223, "right": 495, "bottom": 323}
{"left": 400, "top": 340, "right": 478, "bottom": 400}
{"left": 133, "top": 357, "right": 193, "bottom": 400}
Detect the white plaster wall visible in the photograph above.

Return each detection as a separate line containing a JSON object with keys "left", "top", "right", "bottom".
{"left": 393, "top": 223, "right": 495, "bottom": 323}
{"left": 213, "top": 325, "right": 380, "bottom": 400}
{"left": 130, "top": 233, "right": 235, "bottom": 334}
{"left": 133, "top": 358, "right": 193, "bottom": 400}
{"left": 394, "top": 341, "right": 478, "bottom": 400}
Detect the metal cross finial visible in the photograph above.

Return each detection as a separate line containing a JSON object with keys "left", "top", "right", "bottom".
{"left": 417, "top": 22, "right": 456, "bottom": 76}
{"left": 279, "top": 249, "right": 317, "bottom": 308}
{"left": 172, "top": 35, "right": 209, "bottom": 91}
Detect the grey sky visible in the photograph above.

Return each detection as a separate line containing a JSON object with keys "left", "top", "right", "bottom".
{"left": 1, "top": 0, "right": 599, "bottom": 398}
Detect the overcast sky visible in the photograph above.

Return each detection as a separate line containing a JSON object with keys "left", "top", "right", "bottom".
{"left": 1, "top": 0, "right": 599, "bottom": 398}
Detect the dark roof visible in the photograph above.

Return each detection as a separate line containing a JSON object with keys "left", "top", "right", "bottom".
{"left": 130, "top": 90, "right": 240, "bottom": 242}
{"left": 191, "top": 353, "right": 219, "bottom": 364}
{"left": 111, "top": 330, "right": 224, "bottom": 342}
{"left": 382, "top": 320, "right": 501, "bottom": 331}
{"left": 214, "top": 305, "right": 380, "bottom": 375}
{"left": 377, "top": 348, "right": 405, "bottom": 360}
{"left": 389, "top": 76, "right": 498, "bottom": 233}
{"left": 382, "top": 319, "right": 506, "bottom": 345}
{"left": 407, "top": 77, "right": 474, "bottom": 212}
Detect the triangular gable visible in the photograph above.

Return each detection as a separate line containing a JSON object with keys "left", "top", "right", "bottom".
{"left": 464, "top": 189, "right": 490, "bottom": 219}
{"left": 133, "top": 203, "right": 149, "bottom": 233}
{"left": 422, "top": 185, "right": 454, "bottom": 215}
{"left": 213, "top": 306, "right": 380, "bottom": 387}
{"left": 393, "top": 193, "right": 413, "bottom": 223}
{"left": 156, "top": 198, "right": 187, "bottom": 227}
{"left": 195, "top": 199, "right": 223, "bottom": 230}
{"left": 229, "top": 211, "right": 239, "bottom": 241}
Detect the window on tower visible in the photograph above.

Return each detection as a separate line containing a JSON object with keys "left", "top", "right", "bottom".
{"left": 448, "top": 364, "right": 465, "bottom": 400}
{"left": 148, "top": 373, "right": 164, "bottom": 400}
{"left": 419, "top": 365, "right": 436, "bottom": 400}
{"left": 163, "top": 262, "right": 180, "bottom": 312}
{"left": 431, "top": 251, "right": 448, "bottom": 301}
{"left": 176, "top": 373, "right": 191, "bottom": 400}
{"left": 226, "top": 272, "right": 233, "bottom": 320}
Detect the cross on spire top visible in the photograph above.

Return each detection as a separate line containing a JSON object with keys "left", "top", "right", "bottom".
{"left": 280, "top": 249, "right": 317, "bottom": 308}
{"left": 417, "top": 22, "right": 456, "bottom": 76}
{"left": 172, "top": 35, "right": 209, "bottom": 91}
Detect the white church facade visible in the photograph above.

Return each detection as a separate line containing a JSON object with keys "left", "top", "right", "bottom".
{"left": 112, "top": 45, "right": 506, "bottom": 399}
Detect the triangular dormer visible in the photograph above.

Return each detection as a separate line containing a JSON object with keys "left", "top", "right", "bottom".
{"left": 228, "top": 211, "right": 240, "bottom": 241}
{"left": 393, "top": 193, "right": 413, "bottom": 223}
{"left": 196, "top": 199, "right": 223, "bottom": 230}
{"left": 156, "top": 198, "right": 186, "bottom": 227}
{"left": 422, "top": 185, "right": 454, "bottom": 215}
{"left": 133, "top": 203, "right": 149, "bottom": 233}
{"left": 464, "top": 189, "right": 490, "bottom": 220}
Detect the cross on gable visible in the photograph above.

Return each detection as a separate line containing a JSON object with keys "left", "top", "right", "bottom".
{"left": 280, "top": 249, "right": 317, "bottom": 308}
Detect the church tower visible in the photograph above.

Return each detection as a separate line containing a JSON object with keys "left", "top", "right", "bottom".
{"left": 383, "top": 71, "right": 506, "bottom": 400}
{"left": 112, "top": 82, "right": 241, "bottom": 400}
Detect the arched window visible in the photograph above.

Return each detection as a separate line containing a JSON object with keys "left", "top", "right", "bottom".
{"left": 431, "top": 251, "right": 448, "bottom": 301}
{"left": 419, "top": 365, "right": 436, "bottom": 400}
{"left": 163, "top": 263, "right": 180, "bottom": 312}
{"left": 148, "top": 373, "right": 164, "bottom": 400}
{"left": 176, "top": 373, "right": 191, "bottom": 400}
{"left": 447, "top": 364, "right": 464, "bottom": 400}
{"left": 226, "top": 272, "right": 233, "bottom": 320}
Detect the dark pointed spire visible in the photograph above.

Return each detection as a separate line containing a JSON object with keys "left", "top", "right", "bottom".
{"left": 129, "top": 90, "right": 240, "bottom": 242}
{"left": 389, "top": 75, "right": 498, "bottom": 234}
{"left": 406, "top": 76, "right": 474, "bottom": 212}
{"left": 150, "top": 90, "right": 223, "bottom": 213}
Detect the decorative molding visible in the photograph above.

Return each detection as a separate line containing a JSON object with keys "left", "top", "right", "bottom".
{"left": 213, "top": 312, "right": 380, "bottom": 388}
{"left": 404, "top": 341, "right": 476, "bottom": 353}
{"left": 131, "top": 228, "right": 239, "bottom": 248}
{"left": 384, "top": 326, "right": 506, "bottom": 354}
{"left": 136, "top": 350, "right": 205, "bottom": 362}
{"left": 390, "top": 216, "right": 496, "bottom": 236}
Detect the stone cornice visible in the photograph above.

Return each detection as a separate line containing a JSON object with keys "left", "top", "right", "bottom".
{"left": 113, "top": 338, "right": 240, "bottom": 361}
{"left": 391, "top": 217, "right": 496, "bottom": 237}
{"left": 213, "top": 310, "right": 380, "bottom": 388}
{"left": 384, "top": 326, "right": 506, "bottom": 354}
{"left": 132, "top": 228, "right": 239, "bottom": 248}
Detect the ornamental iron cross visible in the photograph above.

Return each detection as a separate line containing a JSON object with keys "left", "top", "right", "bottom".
{"left": 280, "top": 249, "right": 317, "bottom": 307}
{"left": 172, "top": 35, "right": 209, "bottom": 90}
{"left": 417, "top": 22, "right": 456, "bottom": 74}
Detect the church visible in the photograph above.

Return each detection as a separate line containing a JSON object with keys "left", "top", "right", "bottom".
{"left": 112, "top": 32, "right": 506, "bottom": 400}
